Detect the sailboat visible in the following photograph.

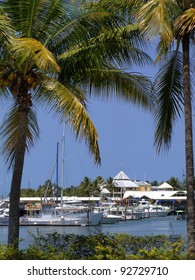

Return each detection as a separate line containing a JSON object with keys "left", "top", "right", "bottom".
{"left": 20, "top": 123, "right": 103, "bottom": 226}
{"left": 20, "top": 201, "right": 103, "bottom": 226}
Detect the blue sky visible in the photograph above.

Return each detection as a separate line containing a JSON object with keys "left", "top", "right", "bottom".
{"left": 0, "top": 47, "right": 191, "bottom": 197}
{"left": 0, "top": 88, "right": 187, "bottom": 197}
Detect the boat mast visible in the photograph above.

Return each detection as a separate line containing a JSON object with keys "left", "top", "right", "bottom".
{"left": 61, "top": 122, "right": 66, "bottom": 206}
{"left": 56, "top": 142, "right": 59, "bottom": 202}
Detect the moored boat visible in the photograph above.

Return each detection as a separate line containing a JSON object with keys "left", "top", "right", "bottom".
{"left": 135, "top": 199, "right": 171, "bottom": 217}
{"left": 101, "top": 213, "right": 123, "bottom": 224}
{"left": 0, "top": 208, "right": 9, "bottom": 225}
{"left": 20, "top": 203, "right": 103, "bottom": 226}
{"left": 94, "top": 201, "right": 124, "bottom": 224}
{"left": 145, "top": 204, "right": 171, "bottom": 217}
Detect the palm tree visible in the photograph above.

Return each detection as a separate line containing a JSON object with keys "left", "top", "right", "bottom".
{"left": 136, "top": 0, "right": 195, "bottom": 257}
{"left": 167, "top": 177, "right": 183, "bottom": 190}
{"left": 79, "top": 176, "right": 93, "bottom": 196}
{"left": 0, "top": 0, "right": 152, "bottom": 249}
{"left": 97, "top": 0, "right": 195, "bottom": 256}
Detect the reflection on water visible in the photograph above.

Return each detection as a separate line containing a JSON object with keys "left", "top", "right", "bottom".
{"left": 0, "top": 216, "right": 187, "bottom": 249}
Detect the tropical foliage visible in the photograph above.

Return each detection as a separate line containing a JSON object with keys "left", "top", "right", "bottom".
{"left": 0, "top": 233, "right": 187, "bottom": 260}
{"left": 2, "top": 0, "right": 194, "bottom": 257}
{"left": 135, "top": 0, "right": 195, "bottom": 257}
{"left": 0, "top": 0, "right": 152, "bottom": 248}
{"left": 57, "top": 0, "right": 195, "bottom": 256}
{"left": 20, "top": 175, "right": 186, "bottom": 198}
{"left": 99, "top": 0, "right": 195, "bottom": 257}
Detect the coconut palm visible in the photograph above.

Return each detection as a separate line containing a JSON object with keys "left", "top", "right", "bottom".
{"left": 136, "top": 0, "right": 195, "bottom": 256}
{"left": 97, "top": 0, "right": 195, "bottom": 256}
{"left": 0, "top": 0, "right": 152, "bottom": 249}
{"left": 79, "top": 176, "right": 93, "bottom": 197}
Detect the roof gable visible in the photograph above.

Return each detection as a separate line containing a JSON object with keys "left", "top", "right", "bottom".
{"left": 113, "top": 170, "right": 130, "bottom": 180}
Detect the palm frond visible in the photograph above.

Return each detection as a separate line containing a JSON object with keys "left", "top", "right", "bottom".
{"left": 85, "top": 67, "right": 152, "bottom": 108}
{"left": 174, "top": 8, "right": 195, "bottom": 36}
{"left": 2, "top": 0, "right": 71, "bottom": 46}
{"left": 58, "top": 22, "right": 151, "bottom": 64}
{"left": 153, "top": 50, "right": 184, "bottom": 153}
{"left": 0, "top": 105, "right": 40, "bottom": 168}
{"left": 11, "top": 38, "right": 60, "bottom": 72}
{"left": 0, "top": 0, "right": 154, "bottom": 168}
{"left": 58, "top": 23, "right": 152, "bottom": 86}
{"left": 50, "top": 8, "right": 124, "bottom": 49}
{"left": 88, "top": 0, "right": 137, "bottom": 12}
{"left": 0, "top": 7, "right": 14, "bottom": 42}
{"left": 136, "top": 0, "right": 178, "bottom": 59}
{"left": 37, "top": 77, "right": 101, "bottom": 164}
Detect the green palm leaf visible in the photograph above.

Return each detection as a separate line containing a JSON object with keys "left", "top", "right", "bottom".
{"left": 0, "top": 106, "right": 39, "bottom": 168}
{"left": 2, "top": 0, "right": 63, "bottom": 39}
{"left": 136, "top": 0, "right": 179, "bottom": 60}
{"left": 50, "top": 6, "right": 125, "bottom": 44}
{"left": 86, "top": 67, "right": 152, "bottom": 107}
{"left": 58, "top": 22, "right": 150, "bottom": 65}
{"left": 58, "top": 22, "right": 152, "bottom": 89}
{"left": 38, "top": 77, "right": 100, "bottom": 164}
{"left": 0, "top": 0, "right": 152, "bottom": 168}
{"left": 153, "top": 49, "right": 183, "bottom": 153}
{"left": 0, "top": 8, "right": 14, "bottom": 42}
{"left": 174, "top": 7, "right": 195, "bottom": 36}
{"left": 11, "top": 38, "right": 60, "bottom": 72}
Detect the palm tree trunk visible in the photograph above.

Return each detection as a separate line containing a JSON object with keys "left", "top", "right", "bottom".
{"left": 8, "top": 109, "right": 28, "bottom": 249}
{"left": 182, "top": 34, "right": 195, "bottom": 257}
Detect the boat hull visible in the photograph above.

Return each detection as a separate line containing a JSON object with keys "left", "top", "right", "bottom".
{"left": 0, "top": 216, "right": 9, "bottom": 225}
{"left": 144, "top": 209, "right": 171, "bottom": 218}
{"left": 19, "top": 212, "right": 103, "bottom": 226}
{"left": 101, "top": 214, "right": 123, "bottom": 224}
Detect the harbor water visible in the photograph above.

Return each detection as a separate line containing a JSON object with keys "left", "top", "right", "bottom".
{"left": 0, "top": 215, "right": 187, "bottom": 249}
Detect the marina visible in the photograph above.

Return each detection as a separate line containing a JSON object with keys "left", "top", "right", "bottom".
{"left": 0, "top": 197, "right": 176, "bottom": 226}
{"left": 0, "top": 170, "right": 187, "bottom": 227}
{"left": 0, "top": 169, "right": 187, "bottom": 248}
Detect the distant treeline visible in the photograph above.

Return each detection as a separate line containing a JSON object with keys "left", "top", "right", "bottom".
{"left": 20, "top": 176, "right": 186, "bottom": 197}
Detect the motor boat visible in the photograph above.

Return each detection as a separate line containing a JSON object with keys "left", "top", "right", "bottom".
{"left": 135, "top": 199, "right": 171, "bottom": 218}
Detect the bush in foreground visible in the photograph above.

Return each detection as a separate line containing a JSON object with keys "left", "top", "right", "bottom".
{"left": 0, "top": 232, "right": 188, "bottom": 260}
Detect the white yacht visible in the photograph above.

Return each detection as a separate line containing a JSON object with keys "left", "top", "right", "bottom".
{"left": 20, "top": 203, "right": 104, "bottom": 226}
{"left": 145, "top": 204, "right": 171, "bottom": 217}
{"left": 136, "top": 199, "right": 171, "bottom": 217}
{"left": 94, "top": 202, "right": 123, "bottom": 224}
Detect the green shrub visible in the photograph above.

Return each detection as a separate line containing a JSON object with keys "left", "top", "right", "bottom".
{"left": 0, "top": 232, "right": 188, "bottom": 260}
{"left": 126, "top": 240, "right": 186, "bottom": 260}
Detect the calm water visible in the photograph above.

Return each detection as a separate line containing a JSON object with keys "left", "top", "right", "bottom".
{"left": 0, "top": 216, "right": 187, "bottom": 248}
